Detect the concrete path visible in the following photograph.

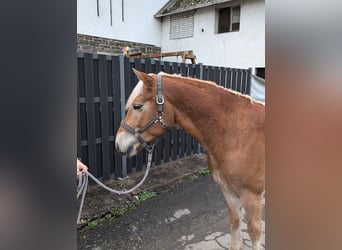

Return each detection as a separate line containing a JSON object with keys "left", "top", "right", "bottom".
{"left": 77, "top": 174, "right": 265, "bottom": 250}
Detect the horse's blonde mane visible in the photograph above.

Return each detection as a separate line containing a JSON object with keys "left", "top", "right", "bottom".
{"left": 126, "top": 80, "right": 143, "bottom": 110}
{"left": 164, "top": 73, "right": 265, "bottom": 106}
{"left": 126, "top": 72, "right": 265, "bottom": 110}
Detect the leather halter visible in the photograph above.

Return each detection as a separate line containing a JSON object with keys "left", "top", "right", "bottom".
{"left": 121, "top": 73, "right": 170, "bottom": 151}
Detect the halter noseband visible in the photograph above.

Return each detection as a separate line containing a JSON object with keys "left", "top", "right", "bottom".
{"left": 121, "top": 73, "right": 170, "bottom": 151}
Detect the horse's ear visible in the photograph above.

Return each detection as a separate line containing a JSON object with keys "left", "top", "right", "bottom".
{"left": 132, "top": 68, "right": 155, "bottom": 90}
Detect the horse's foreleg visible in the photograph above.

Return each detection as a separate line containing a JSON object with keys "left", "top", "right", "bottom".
{"left": 241, "top": 191, "right": 263, "bottom": 250}
{"left": 221, "top": 188, "right": 243, "bottom": 250}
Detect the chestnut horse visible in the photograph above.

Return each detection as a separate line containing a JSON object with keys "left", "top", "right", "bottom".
{"left": 115, "top": 69, "right": 265, "bottom": 250}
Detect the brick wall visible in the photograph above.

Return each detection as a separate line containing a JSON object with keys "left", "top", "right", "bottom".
{"left": 77, "top": 34, "right": 161, "bottom": 55}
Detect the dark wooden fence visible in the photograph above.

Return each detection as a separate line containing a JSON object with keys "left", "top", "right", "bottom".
{"left": 77, "top": 53, "right": 251, "bottom": 182}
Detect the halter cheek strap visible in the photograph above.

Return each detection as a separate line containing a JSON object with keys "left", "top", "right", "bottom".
{"left": 121, "top": 73, "right": 170, "bottom": 150}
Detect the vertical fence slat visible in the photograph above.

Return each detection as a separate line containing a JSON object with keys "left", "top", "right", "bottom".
{"left": 112, "top": 56, "right": 123, "bottom": 178}
{"left": 84, "top": 53, "right": 97, "bottom": 177}
{"left": 233, "top": 69, "right": 238, "bottom": 91}
{"left": 99, "top": 55, "right": 110, "bottom": 180}
{"left": 246, "top": 68, "right": 252, "bottom": 95}
{"left": 202, "top": 65, "right": 208, "bottom": 81}
{"left": 172, "top": 129, "right": 178, "bottom": 160}
{"left": 241, "top": 70, "right": 247, "bottom": 94}
{"left": 227, "top": 68, "right": 232, "bottom": 89}
{"left": 77, "top": 57, "right": 82, "bottom": 159}
{"left": 214, "top": 67, "right": 220, "bottom": 85}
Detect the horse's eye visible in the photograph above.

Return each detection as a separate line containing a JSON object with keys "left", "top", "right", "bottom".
{"left": 133, "top": 104, "right": 143, "bottom": 110}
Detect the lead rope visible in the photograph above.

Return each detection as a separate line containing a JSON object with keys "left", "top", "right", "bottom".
{"left": 77, "top": 146, "right": 154, "bottom": 224}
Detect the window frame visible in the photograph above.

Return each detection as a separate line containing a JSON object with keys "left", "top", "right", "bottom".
{"left": 216, "top": 5, "right": 241, "bottom": 34}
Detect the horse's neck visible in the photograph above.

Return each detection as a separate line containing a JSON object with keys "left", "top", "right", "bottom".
{"left": 164, "top": 77, "right": 238, "bottom": 148}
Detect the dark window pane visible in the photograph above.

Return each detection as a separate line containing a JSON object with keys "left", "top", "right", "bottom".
{"left": 218, "top": 7, "right": 230, "bottom": 33}
{"left": 232, "top": 22, "right": 240, "bottom": 31}
{"left": 256, "top": 68, "right": 265, "bottom": 79}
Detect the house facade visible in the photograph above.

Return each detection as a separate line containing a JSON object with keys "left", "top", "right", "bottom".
{"left": 77, "top": 0, "right": 167, "bottom": 55}
{"left": 77, "top": 0, "right": 264, "bottom": 69}
{"left": 155, "top": 0, "right": 265, "bottom": 69}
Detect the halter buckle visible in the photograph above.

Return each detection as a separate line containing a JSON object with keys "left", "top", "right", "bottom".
{"left": 156, "top": 94, "right": 164, "bottom": 105}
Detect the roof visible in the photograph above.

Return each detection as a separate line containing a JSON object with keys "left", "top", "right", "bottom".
{"left": 155, "top": 0, "right": 233, "bottom": 17}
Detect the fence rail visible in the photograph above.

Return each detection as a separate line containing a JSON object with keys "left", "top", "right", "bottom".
{"left": 77, "top": 53, "right": 251, "bottom": 182}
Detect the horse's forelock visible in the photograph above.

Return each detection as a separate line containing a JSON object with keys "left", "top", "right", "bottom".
{"left": 126, "top": 80, "right": 143, "bottom": 110}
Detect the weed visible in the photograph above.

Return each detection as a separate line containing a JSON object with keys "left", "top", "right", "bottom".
{"left": 138, "top": 191, "right": 157, "bottom": 202}
{"left": 198, "top": 169, "right": 210, "bottom": 175}
{"left": 110, "top": 207, "right": 126, "bottom": 217}
{"left": 86, "top": 217, "right": 104, "bottom": 229}
{"left": 127, "top": 202, "right": 138, "bottom": 211}
{"left": 80, "top": 191, "right": 158, "bottom": 231}
{"left": 186, "top": 175, "right": 198, "bottom": 182}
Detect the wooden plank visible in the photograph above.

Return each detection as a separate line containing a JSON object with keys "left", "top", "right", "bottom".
{"left": 187, "top": 63, "right": 194, "bottom": 77}
{"left": 219, "top": 67, "right": 225, "bottom": 87}
{"left": 186, "top": 133, "right": 192, "bottom": 156}
{"left": 227, "top": 68, "right": 232, "bottom": 89}
{"left": 78, "top": 57, "right": 89, "bottom": 162}
{"left": 237, "top": 69, "right": 243, "bottom": 93}
{"left": 172, "top": 62, "right": 179, "bottom": 75}
{"left": 99, "top": 55, "right": 110, "bottom": 180}
{"left": 171, "top": 128, "right": 177, "bottom": 160}
{"left": 223, "top": 68, "right": 228, "bottom": 88}
{"left": 241, "top": 70, "right": 247, "bottom": 94}
{"left": 133, "top": 58, "right": 142, "bottom": 72}
{"left": 106, "top": 58, "right": 115, "bottom": 175}
{"left": 180, "top": 63, "right": 186, "bottom": 76}
{"left": 214, "top": 67, "right": 220, "bottom": 85}
{"left": 92, "top": 57, "right": 103, "bottom": 178}
{"left": 246, "top": 68, "right": 252, "bottom": 95}
{"left": 112, "top": 56, "right": 123, "bottom": 178}
{"left": 84, "top": 53, "right": 97, "bottom": 178}
{"left": 77, "top": 57, "right": 82, "bottom": 159}
{"left": 127, "top": 50, "right": 196, "bottom": 64}
{"left": 195, "top": 63, "right": 201, "bottom": 80}
{"left": 235, "top": 69, "right": 240, "bottom": 92}
{"left": 201, "top": 65, "right": 207, "bottom": 81}
{"left": 180, "top": 129, "right": 186, "bottom": 158}
{"left": 232, "top": 69, "right": 237, "bottom": 91}
{"left": 207, "top": 66, "right": 212, "bottom": 82}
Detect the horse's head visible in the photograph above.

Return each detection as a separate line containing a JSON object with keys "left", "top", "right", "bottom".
{"left": 115, "top": 69, "right": 172, "bottom": 157}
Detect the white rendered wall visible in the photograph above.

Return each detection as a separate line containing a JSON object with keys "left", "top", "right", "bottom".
{"left": 250, "top": 74, "right": 265, "bottom": 103}
{"left": 77, "top": 0, "right": 166, "bottom": 46}
{"left": 160, "top": 0, "right": 265, "bottom": 68}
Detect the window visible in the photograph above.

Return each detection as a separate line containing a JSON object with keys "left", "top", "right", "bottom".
{"left": 170, "top": 12, "right": 194, "bottom": 40}
{"left": 217, "top": 6, "right": 240, "bottom": 33}
{"left": 256, "top": 67, "right": 265, "bottom": 79}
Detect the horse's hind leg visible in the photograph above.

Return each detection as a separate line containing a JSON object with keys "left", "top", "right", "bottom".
{"left": 221, "top": 188, "right": 243, "bottom": 250}
{"left": 241, "top": 191, "right": 264, "bottom": 250}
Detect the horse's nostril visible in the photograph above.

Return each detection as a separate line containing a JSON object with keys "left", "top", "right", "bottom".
{"left": 115, "top": 143, "right": 120, "bottom": 152}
